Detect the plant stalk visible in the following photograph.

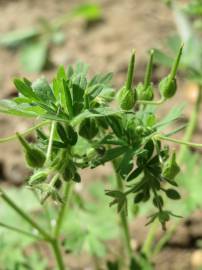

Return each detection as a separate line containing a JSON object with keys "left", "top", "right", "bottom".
{"left": 45, "top": 121, "right": 56, "bottom": 165}
{"left": 0, "top": 222, "right": 43, "bottom": 240}
{"left": 178, "top": 86, "right": 202, "bottom": 162}
{"left": 0, "top": 187, "right": 51, "bottom": 240}
{"left": 54, "top": 182, "right": 72, "bottom": 238}
{"left": 50, "top": 238, "right": 66, "bottom": 270}
{"left": 143, "top": 86, "right": 202, "bottom": 258}
{"left": 112, "top": 161, "right": 133, "bottom": 260}
{"left": 0, "top": 120, "right": 50, "bottom": 144}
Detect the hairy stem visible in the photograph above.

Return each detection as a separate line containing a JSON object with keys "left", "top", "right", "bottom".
{"left": 0, "top": 188, "right": 51, "bottom": 240}
{"left": 145, "top": 87, "right": 202, "bottom": 258}
{"left": 50, "top": 238, "right": 66, "bottom": 270}
{"left": 45, "top": 121, "right": 56, "bottom": 165}
{"left": 0, "top": 120, "right": 50, "bottom": 144}
{"left": 54, "top": 182, "right": 72, "bottom": 238}
{"left": 157, "top": 134, "right": 202, "bottom": 148}
{"left": 0, "top": 222, "right": 43, "bottom": 240}
{"left": 141, "top": 220, "right": 158, "bottom": 257}
{"left": 152, "top": 222, "right": 178, "bottom": 257}
{"left": 137, "top": 98, "right": 166, "bottom": 105}
{"left": 112, "top": 161, "right": 133, "bottom": 261}
{"left": 178, "top": 86, "right": 202, "bottom": 162}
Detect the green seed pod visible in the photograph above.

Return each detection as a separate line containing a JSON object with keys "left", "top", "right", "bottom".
{"left": 16, "top": 133, "right": 46, "bottom": 168}
{"left": 136, "top": 82, "right": 154, "bottom": 101}
{"left": 162, "top": 152, "right": 180, "bottom": 180}
{"left": 78, "top": 118, "right": 98, "bottom": 140}
{"left": 159, "top": 75, "right": 177, "bottom": 99}
{"left": 136, "top": 50, "right": 154, "bottom": 101}
{"left": 117, "top": 50, "right": 136, "bottom": 110}
{"left": 135, "top": 125, "right": 145, "bottom": 136}
{"left": 117, "top": 86, "right": 136, "bottom": 110}
{"left": 159, "top": 45, "right": 183, "bottom": 99}
{"left": 29, "top": 170, "right": 48, "bottom": 186}
{"left": 86, "top": 147, "right": 96, "bottom": 159}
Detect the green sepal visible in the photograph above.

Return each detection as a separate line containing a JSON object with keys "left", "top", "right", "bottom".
{"left": 29, "top": 170, "right": 48, "bottom": 185}
{"left": 162, "top": 152, "right": 180, "bottom": 180}
{"left": 117, "top": 86, "right": 136, "bottom": 110}
{"left": 159, "top": 44, "right": 183, "bottom": 99}
{"left": 16, "top": 132, "right": 46, "bottom": 168}
{"left": 136, "top": 82, "right": 154, "bottom": 101}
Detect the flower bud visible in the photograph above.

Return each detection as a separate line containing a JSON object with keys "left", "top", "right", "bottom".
{"left": 136, "top": 83, "right": 154, "bottom": 101}
{"left": 159, "top": 75, "right": 177, "bottom": 99}
{"left": 117, "top": 50, "right": 136, "bottom": 110}
{"left": 117, "top": 86, "right": 136, "bottom": 110}
{"left": 16, "top": 133, "right": 46, "bottom": 168}
{"left": 159, "top": 45, "right": 183, "bottom": 99}
{"left": 162, "top": 152, "right": 180, "bottom": 180}
{"left": 137, "top": 50, "right": 154, "bottom": 101}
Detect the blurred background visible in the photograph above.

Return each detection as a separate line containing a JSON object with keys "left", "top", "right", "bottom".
{"left": 1, "top": 0, "right": 202, "bottom": 269}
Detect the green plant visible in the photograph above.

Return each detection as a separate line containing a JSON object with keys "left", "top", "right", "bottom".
{"left": 0, "top": 3, "right": 102, "bottom": 72}
{"left": 142, "top": 0, "right": 202, "bottom": 259}
{"left": 0, "top": 46, "right": 202, "bottom": 269}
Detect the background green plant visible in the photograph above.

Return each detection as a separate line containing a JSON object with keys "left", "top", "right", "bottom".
{"left": 0, "top": 3, "right": 102, "bottom": 73}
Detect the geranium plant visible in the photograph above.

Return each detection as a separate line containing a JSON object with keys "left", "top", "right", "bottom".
{"left": 0, "top": 45, "right": 201, "bottom": 269}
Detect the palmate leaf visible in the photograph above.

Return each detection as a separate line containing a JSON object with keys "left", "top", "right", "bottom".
{"left": 0, "top": 100, "right": 40, "bottom": 117}
{"left": 0, "top": 99, "right": 69, "bottom": 122}
{"left": 88, "top": 72, "right": 113, "bottom": 87}
{"left": 13, "top": 78, "right": 38, "bottom": 101}
{"left": 71, "top": 107, "right": 121, "bottom": 126}
{"left": 32, "top": 77, "right": 55, "bottom": 103}
{"left": 74, "top": 62, "right": 89, "bottom": 76}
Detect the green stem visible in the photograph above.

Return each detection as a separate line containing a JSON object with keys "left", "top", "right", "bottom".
{"left": 50, "top": 239, "right": 65, "bottom": 270}
{"left": 45, "top": 121, "right": 56, "bottom": 165}
{"left": 0, "top": 120, "right": 50, "bottom": 144}
{"left": 0, "top": 188, "right": 51, "bottom": 240}
{"left": 126, "top": 50, "right": 135, "bottom": 90}
{"left": 152, "top": 222, "right": 178, "bottom": 257}
{"left": 142, "top": 220, "right": 158, "bottom": 257}
{"left": 0, "top": 222, "right": 42, "bottom": 240}
{"left": 157, "top": 134, "right": 202, "bottom": 148}
{"left": 112, "top": 161, "right": 133, "bottom": 260}
{"left": 170, "top": 44, "right": 183, "bottom": 80}
{"left": 54, "top": 182, "right": 72, "bottom": 238}
{"left": 137, "top": 98, "right": 165, "bottom": 105}
{"left": 144, "top": 50, "right": 154, "bottom": 88}
{"left": 178, "top": 86, "right": 202, "bottom": 162}
{"left": 145, "top": 87, "right": 202, "bottom": 258}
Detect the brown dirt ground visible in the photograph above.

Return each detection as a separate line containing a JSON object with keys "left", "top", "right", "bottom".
{"left": 0, "top": 0, "right": 202, "bottom": 269}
